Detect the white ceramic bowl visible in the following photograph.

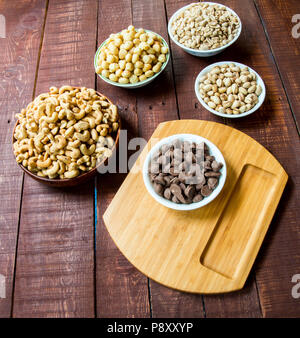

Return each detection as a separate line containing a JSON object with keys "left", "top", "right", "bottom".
{"left": 194, "top": 61, "right": 266, "bottom": 118}
{"left": 94, "top": 29, "right": 170, "bottom": 89}
{"left": 143, "top": 134, "right": 227, "bottom": 211}
{"left": 168, "top": 2, "right": 242, "bottom": 57}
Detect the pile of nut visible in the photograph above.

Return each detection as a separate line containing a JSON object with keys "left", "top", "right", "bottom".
{"left": 171, "top": 2, "right": 240, "bottom": 50}
{"left": 148, "top": 139, "right": 223, "bottom": 204}
{"left": 13, "top": 86, "right": 119, "bottom": 179}
{"left": 198, "top": 63, "right": 263, "bottom": 115}
{"left": 96, "top": 25, "right": 169, "bottom": 84}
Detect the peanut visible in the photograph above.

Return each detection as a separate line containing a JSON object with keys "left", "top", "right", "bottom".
{"left": 198, "top": 63, "right": 263, "bottom": 115}
{"left": 171, "top": 3, "right": 240, "bottom": 51}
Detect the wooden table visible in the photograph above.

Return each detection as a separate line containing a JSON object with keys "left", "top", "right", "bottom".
{"left": 0, "top": 0, "right": 299, "bottom": 318}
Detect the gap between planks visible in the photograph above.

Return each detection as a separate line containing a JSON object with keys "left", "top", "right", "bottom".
{"left": 253, "top": 0, "right": 300, "bottom": 136}
{"left": 93, "top": 0, "right": 100, "bottom": 319}
{"left": 10, "top": 0, "right": 50, "bottom": 318}
{"left": 10, "top": 0, "right": 297, "bottom": 317}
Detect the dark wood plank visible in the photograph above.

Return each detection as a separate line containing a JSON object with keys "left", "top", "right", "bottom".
{"left": 165, "top": 0, "right": 226, "bottom": 123}
{"left": 165, "top": 0, "right": 261, "bottom": 318}
{"left": 132, "top": 0, "right": 179, "bottom": 139}
{"left": 96, "top": 0, "right": 150, "bottom": 318}
{"left": 12, "top": 0, "right": 97, "bottom": 318}
{"left": 210, "top": 0, "right": 300, "bottom": 318}
{"left": 97, "top": 173, "right": 150, "bottom": 318}
{"left": 150, "top": 281, "right": 205, "bottom": 318}
{"left": 0, "top": 0, "right": 46, "bottom": 318}
{"left": 202, "top": 275, "right": 262, "bottom": 318}
{"left": 254, "top": 0, "right": 300, "bottom": 128}
{"left": 131, "top": 0, "right": 206, "bottom": 318}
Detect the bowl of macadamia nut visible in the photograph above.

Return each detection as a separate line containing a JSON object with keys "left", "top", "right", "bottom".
{"left": 95, "top": 25, "right": 170, "bottom": 88}
{"left": 195, "top": 61, "right": 266, "bottom": 118}
{"left": 143, "top": 134, "right": 226, "bottom": 211}
{"left": 168, "top": 2, "right": 242, "bottom": 57}
{"left": 13, "top": 86, "right": 121, "bottom": 187}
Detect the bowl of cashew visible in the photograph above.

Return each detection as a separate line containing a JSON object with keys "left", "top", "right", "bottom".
{"left": 12, "top": 86, "right": 121, "bottom": 187}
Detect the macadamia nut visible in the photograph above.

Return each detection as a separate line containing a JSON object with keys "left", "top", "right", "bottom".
{"left": 96, "top": 26, "right": 168, "bottom": 84}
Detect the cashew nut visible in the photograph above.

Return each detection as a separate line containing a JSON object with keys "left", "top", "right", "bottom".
{"left": 64, "top": 169, "right": 80, "bottom": 179}
{"left": 57, "top": 161, "right": 66, "bottom": 175}
{"left": 65, "top": 126, "right": 75, "bottom": 138}
{"left": 74, "top": 130, "right": 90, "bottom": 142}
{"left": 74, "top": 121, "right": 89, "bottom": 131}
{"left": 45, "top": 161, "right": 60, "bottom": 178}
{"left": 68, "top": 139, "right": 81, "bottom": 148}
{"left": 28, "top": 157, "right": 38, "bottom": 168}
{"left": 91, "top": 110, "right": 103, "bottom": 124}
{"left": 73, "top": 110, "right": 86, "bottom": 120}
{"left": 14, "top": 86, "right": 119, "bottom": 179}
{"left": 91, "top": 129, "right": 98, "bottom": 141}
{"left": 59, "top": 85, "right": 73, "bottom": 94}
{"left": 77, "top": 155, "right": 90, "bottom": 165}
{"left": 40, "top": 111, "right": 58, "bottom": 124}
{"left": 14, "top": 123, "right": 28, "bottom": 140}
{"left": 83, "top": 116, "right": 96, "bottom": 129}
{"left": 37, "top": 158, "right": 52, "bottom": 168}
{"left": 16, "top": 154, "right": 25, "bottom": 163}
{"left": 106, "top": 136, "right": 115, "bottom": 149}
{"left": 50, "top": 135, "right": 67, "bottom": 153}
{"left": 80, "top": 144, "right": 96, "bottom": 156}
{"left": 57, "top": 155, "right": 71, "bottom": 164}
{"left": 65, "top": 148, "right": 81, "bottom": 159}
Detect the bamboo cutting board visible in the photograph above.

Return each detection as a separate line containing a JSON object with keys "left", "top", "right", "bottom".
{"left": 103, "top": 120, "right": 288, "bottom": 294}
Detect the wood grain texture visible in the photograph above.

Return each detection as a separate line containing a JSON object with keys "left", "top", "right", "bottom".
{"left": 149, "top": 282, "right": 205, "bottom": 318}
{"left": 164, "top": 0, "right": 262, "bottom": 317}
{"left": 214, "top": 0, "right": 300, "bottom": 318}
{"left": 164, "top": 0, "right": 299, "bottom": 318}
{"left": 203, "top": 275, "right": 262, "bottom": 318}
{"left": 12, "top": 0, "right": 97, "bottom": 318}
{"left": 0, "top": 0, "right": 46, "bottom": 317}
{"left": 96, "top": 0, "right": 150, "bottom": 318}
{"left": 165, "top": 0, "right": 226, "bottom": 123}
{"left": 132, "top": 0, "right": 179, "bottom": 140}
{"left": 131, "top": 0, "right": 202, "bottom": 318}
{"left": 254, "top": 0, "right": 300, "bottom": 128}
{"left": 0, "top": 0, "right": 298, "bottom": 318}
{"left": 97, "top": 173, "right": 150, "bottom": 318}
{"left": 103, "top": 120, "right": 288, "bottom": 293}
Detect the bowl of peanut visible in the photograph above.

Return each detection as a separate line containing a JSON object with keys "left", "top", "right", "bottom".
{"left": 12, "top": 86, "right": 121, "bottom": 187}
{"left": 94, "top": 25, "right": 170, "bottom": 88}
{"left": 168, "top": 2, "right": 242, "bottom": 57}
{"left": 195, "top": 61, "right": 266, "bottom": 118}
